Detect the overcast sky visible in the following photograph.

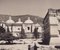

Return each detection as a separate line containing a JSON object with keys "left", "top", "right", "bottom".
{"left": 0, "top": 0, "right": 60, "bottom": 18}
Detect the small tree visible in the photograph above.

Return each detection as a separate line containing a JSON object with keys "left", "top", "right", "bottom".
{"left": 0, "top": 26, "right": 5, "bottom": 33}
{"left": 2, "top": 27, "right": 14, "bottom": 43}
{"left": 20, "top": 27, "right": 26, "bottom": 39}
{"left": 0, "top": 26, "right": 19, "bottom": 44}
{"left": 42, "top": 33, "right": 50, "bottom": 45}
{"left": 0, "top": 26, "right": 5, "bottom": 40}
{"left": 33, "top": 27, "right": 39, "bottom": 39}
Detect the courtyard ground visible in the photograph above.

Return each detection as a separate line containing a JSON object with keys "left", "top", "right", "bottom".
{"left": 0, "top": 39, "right": 59, "bottom": 50}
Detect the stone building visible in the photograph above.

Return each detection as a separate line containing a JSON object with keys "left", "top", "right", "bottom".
{"left": 43, "top": 8, "right": 60, "bottom": 45}
{"left": 0, "top": 15, "right": 43, "bottom": 39}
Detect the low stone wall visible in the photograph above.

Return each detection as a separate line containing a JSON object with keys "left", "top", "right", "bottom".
{"left": 0, "top": 44, "right": 28, "bottom": 50}
{"left": 30, "top": 45, "right": 57, "bottom": 50}
{"left": 50, "top": 37, "right": 60, "bottom": 45}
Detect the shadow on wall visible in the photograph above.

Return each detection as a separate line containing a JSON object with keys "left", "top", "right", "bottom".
{"left": 38, "top": 33, "right": 51, "bottom": 45}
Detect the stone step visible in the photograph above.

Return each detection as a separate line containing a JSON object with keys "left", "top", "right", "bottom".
{"left": 50, "top": 37, "right": 60, "bottom": 45}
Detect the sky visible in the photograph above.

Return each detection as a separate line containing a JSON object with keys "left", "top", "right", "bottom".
{"left": 0, "top": 0, "right": 60, "bottom": 18}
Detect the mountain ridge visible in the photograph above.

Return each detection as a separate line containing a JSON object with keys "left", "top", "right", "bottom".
{"left": 0, "top": 14, "right": 43, "bottom": 26}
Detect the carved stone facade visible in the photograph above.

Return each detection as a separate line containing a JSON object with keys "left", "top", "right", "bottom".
{"left": 0, "top": 16, "right": 43, "bottom": 38}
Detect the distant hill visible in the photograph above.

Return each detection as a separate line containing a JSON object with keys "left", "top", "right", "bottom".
{"left": 0, "top": 14, "right": 43, "bottom": 26}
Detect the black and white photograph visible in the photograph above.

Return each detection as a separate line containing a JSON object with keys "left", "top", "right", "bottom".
{"left": 0, "top": 0, "right": 60, "bottom": 50}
